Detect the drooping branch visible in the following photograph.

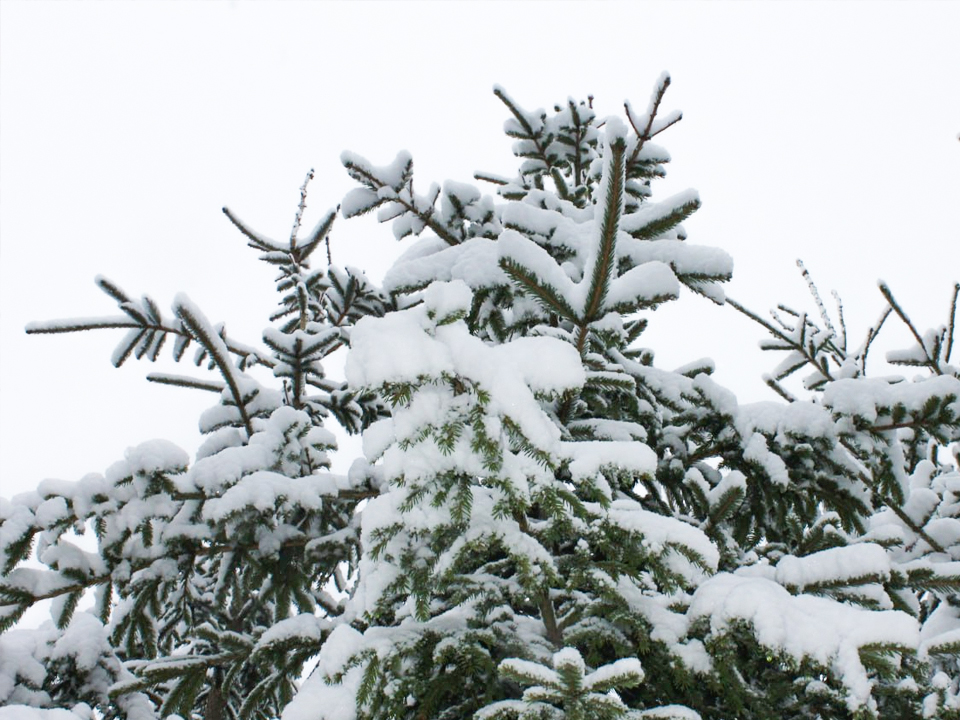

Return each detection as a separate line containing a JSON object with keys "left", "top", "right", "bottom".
{"left": 173, "top": 294, "right": 255, "bottom": 438}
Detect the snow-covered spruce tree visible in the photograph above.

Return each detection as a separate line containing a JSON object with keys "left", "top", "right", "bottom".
{"left": 286, "top": 77, "right": 960, "bottom": 720}
{"left": 1, "top": 75, "right": 959, "bottom": 720}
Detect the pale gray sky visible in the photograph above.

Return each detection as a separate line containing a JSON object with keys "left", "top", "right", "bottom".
{"left": 2, "top": 1, "right": 958, "bottom": 499}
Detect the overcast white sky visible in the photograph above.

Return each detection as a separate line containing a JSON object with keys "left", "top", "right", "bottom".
{"left": 1, "top": 1, "right": 958, "bottom": 500}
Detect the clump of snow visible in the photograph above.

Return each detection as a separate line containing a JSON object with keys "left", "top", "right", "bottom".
{"left": 558, "top": 441, "right": 656, "bottom": 481}
{"left": 608, "top": 499, "right": 719, "bottom": 574}
{"left": 605, "top": 261, "right": 679, "bottom": 310}
{"left": 774, "top": 544, "right": 890, "bottom": 594}
{"left": 583, "top": 656, "right": 644, "bottom": 689}
{"left": 281, "top": 625, "right": 365, "bottom": 720}
{"left": 639, "top": 706, "right": 702, "bottom": 720}
{"left": 423, "top": 278, "right": 472, "bottom": 322}
{"left": 823, "top": 376, "right": 960, "bottom": 425}
{"left": 0, "top": 708, "right": 93, "bottom": 720}
{"left": 689, "top": 573, "right": 919, "bottom": 710}
{"left": 347, "top": 282, "right": 584, "bottom": 461}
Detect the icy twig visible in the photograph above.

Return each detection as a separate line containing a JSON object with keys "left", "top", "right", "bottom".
{"left": 832, "top": 290, "right": 847, "bottom": 353}
{"left": 290, "top": 168, "right": 315, "bottom": 247}
{"left": 945, "top": 283, "right": 959, "bottom": 364}
{"left": 797, "top": 259, "right": 836, "bottom": 338}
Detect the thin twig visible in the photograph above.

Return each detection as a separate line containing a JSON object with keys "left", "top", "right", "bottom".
{"left": 797, "top": 259, "right": 836, "bottom": 338}
{"left": 945, "top": 283, "right": 959, "bottom": 364}
{"left": 727, "top": 296, "right": 836, "bottom": 383}
{"left": 858, "top": 306, "right": 892, "bottom": 375}
{"left": 879, "top": 282, "right": 942, "bottom": 375}
{"left": 291, "top": 168, "right": 315, "bottom": 247}
{"left": 832, "top": 290, "right": 847, "bottom": 354}
{"left": 625, "top": 74, "right": 677, "bottom": 165}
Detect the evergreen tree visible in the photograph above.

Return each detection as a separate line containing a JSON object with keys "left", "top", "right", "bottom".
{"left": 2, "top": 76, "right": 959, "bottom": 720}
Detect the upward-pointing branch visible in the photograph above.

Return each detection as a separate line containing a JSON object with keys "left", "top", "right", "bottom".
{"left": 583, "top": 136, "right": 626, "bottom": 323}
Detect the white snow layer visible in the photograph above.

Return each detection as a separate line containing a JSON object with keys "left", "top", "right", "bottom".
{"left": 346, "top": 280, "right": 585, "bottom": 455}
{"left": 774, "top": 543, "right": 890, "bottom": 593}
{"left": 281, "top": 625, "right": 365, "bottom": 720}
{"left": 688, "top": 573, "right": 919, "bottom": 710}
{"left": 0, "top": 709, "right": 93, "bottom": 720}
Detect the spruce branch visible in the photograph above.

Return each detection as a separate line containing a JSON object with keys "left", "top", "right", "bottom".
{"left": 763, "top": 374, "right": 799, "bottom": 402}
{"left": 473, "top": 172, "right": 509, "bottom": 186}
{"left": 624, "top": 72, "right": 681, "bottom": 165}
{"left": 498, "top": 257, "right": 581, "bottom": 324}
{"left": 27, "top": 276, "right": 276, "bottom": 372}
{"left": 0, "top": 504, "right": 373, "bottom": 609}
{"left": 341, "top": 154, "right": 461, "bottom": 246}
{"left": 567, "top": 99, "right": 588, "bottom": 187}
{"left": 298, "top": 206, "right": 338, "bottom": 268}
{"left": 146, "top": 373, "right": 225, "bottom": 393}
{"left": 583, "top": 136, "right": 626, "bottom": 323}
{"left": 173, "top": 294, "right": 255, "bottom": 438}
{"left": 622, "top": 192, "right": 701, "bottom": 241}
{"left": 727, "top": 296, "right": 836, "bottom": 384}
{"left": 838, "top": 438, "right": 946, "bottom": 554}
{"left": 221, "top": 207, "right": 285, "bottom": 254}
{"left": 493, "top": 85, "right": 570, "bottom": 201}
{"left": 879, "top": 282, "right": 943, "bottom": 375}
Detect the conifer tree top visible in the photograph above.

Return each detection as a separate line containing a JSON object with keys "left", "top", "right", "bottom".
{"left": 2, "top": 75, "right": 959, "bottom": 720}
